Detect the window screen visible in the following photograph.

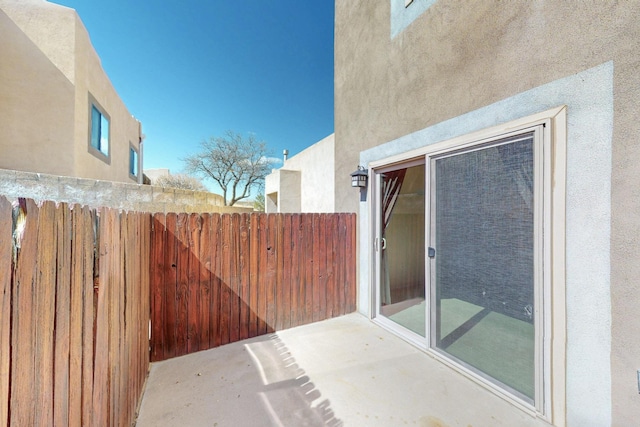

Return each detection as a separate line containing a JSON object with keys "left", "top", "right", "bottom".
{"left": 432, "top": 133, "right": 535, "bottom": 400}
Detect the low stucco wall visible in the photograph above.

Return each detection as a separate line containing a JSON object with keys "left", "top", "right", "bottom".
{"left": 0, "top": 168, "right": 252, "bottom": 214}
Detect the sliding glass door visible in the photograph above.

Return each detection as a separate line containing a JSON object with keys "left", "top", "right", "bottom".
{"left": 430, "top": 133, "right": 537, "bottom": 401}
{"left": 373, "top": 126, "right": 543, "bottom": 406}
{"left": 375, "top": 160, "right": 426, "bottom": 337}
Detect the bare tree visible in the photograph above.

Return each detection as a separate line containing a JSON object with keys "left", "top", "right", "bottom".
{"left": 184, "top": 131, "right": 276, "bottom": 206}
{"left": 154, "top": 174, "right": 207, "bottom": 191}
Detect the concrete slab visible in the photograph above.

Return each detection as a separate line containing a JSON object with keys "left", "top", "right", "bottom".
{"left": 136, "top": 313, "right": 552, "bottom": 427}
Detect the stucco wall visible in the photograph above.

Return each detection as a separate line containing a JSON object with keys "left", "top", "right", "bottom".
{"left": 265, "top": 134, "right": 335, "bottom": 213}
{"left": 0, "top": 0, "right": 142, "bottom": 184}
{"left": 0, "top": 8, "right": 75, "bottom": 176}
{"left": 335, "top": 1, "right": 640, "bottom": 425}
{"left": 0, "top": 168, "right": 251, "bottom": 214}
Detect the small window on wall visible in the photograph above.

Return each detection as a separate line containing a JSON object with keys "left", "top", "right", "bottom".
{"left": 88, "top": 98, "right": 110, "bottom": 163}
{"left": 129, "top": 145, "right": 139, "bottom": 179}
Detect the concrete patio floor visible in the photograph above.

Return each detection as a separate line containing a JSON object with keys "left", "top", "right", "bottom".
{"left": 135, "top": 313, "right": 549, "bottom": 427}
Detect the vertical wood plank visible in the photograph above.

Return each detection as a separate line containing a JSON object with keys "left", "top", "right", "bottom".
{"left": 54, "top": 204, "right": 71, "bottom": 427}
{"left": 265, "top": 215, "right": 277, "bottom": 333}
{"left": 198, "top": 214, "right": 211, "bottom": 351}
{"left": 33, "top": 201, "right": 56, "bottom": 426}
{"left": 150, "top": 214, "right": 166, "bottom": 361}
{"left": 345, "top": 214, "right": 357, "bottom": 313}
{"left": 108, "top": 209, "right": 122, "bottom": 427}
{"left": 281, "top": 215, "right": 292, "bottom": 330}
{"left": 163, "top": 213, "right": 178, "bottom": 359}
{"left": 302, "top": 214, "right": 314, "bottom": 325}
{"left": 248, "top": 214, "right": 259, "bottom": 338}
{"left": 140, "top": 212, "right": 151, "bottom": 390}
{"left": 239, "top": 213, "right": 251, "bottom": 341}
{"left": 187, "top": 214, "right": 201, "bottom": 353}
{"left": 175, "top": 213, "right": 190, "bottom": 357}
{"left": 81, "top": 207, "right": 95, "bottom": 426}
{"left": 318, "top": 214, "right": 328, "bottom": 321}
{"left": 337, "top": 214, "right": 347, "bottom": 315}
{"left": 274, "top": 214, "right": 287, "bottom": 331}
{"left": 339, "top": 213, "right": 346, "bottom": 315}
{"left": 10, "top": 199, "right": 38, "bottom": 427}
{"left": 0, "top": 197, "right": 12, "bottom": 427}
{"left": 275, "top": 215, "right": 285, "bottom": 331}
{"left": 257, "top": 214, "right": 268, "bottom": 335}
{"left": 326, "top": 214, "right": 337, "bottom": 319}
{"left": 229, "top": 214, "right": 240, "bottom": 343}
{"left": 122, "top": 212, "right": 135, "bottom": 426}
{"left": 311, "top": 214, "right": 321, "bottom": 323}
{"left": 219, "top": 214, "right": 231, "bottom": 345}
{"left": 121, "top": 213, "right": 132, "bottom": 425}
{"left": 68, "top": 206, "right": 84, "bottom": 426}
{"left": 289, "top": 214, "right": 301, "bottom": 328}
{"left": 210, "top": 214, "right": 221, "bottom": 348}
{"left": 121, "top": 212, "right": 131, "bottom": 424}
{"left": 92, "top": 208, "right": 110, "bottom": 427}
{"left": 141, "top": 212, "right": 151, "bottom": 373}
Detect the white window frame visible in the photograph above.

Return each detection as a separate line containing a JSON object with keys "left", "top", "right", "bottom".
{"left": 368, "top": 106, "right": 566, "bottom": 424}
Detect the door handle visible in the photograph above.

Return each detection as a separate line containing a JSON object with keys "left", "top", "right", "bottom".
{"left": 375, "top": 237, "right": 387, "bottom": 251}
{"left": 428, "top": 247, "right": 435, "bottom": 258}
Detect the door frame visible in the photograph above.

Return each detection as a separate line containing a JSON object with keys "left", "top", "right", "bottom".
{"left": 366, "top": 106, "right": 567, "bottom": 421}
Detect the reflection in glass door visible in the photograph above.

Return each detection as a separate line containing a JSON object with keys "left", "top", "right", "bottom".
{"left": 376, "top": 162, "right": 426, "bottom": 336}
{"left": 430, "top": 133, "right": 537, "bottom": 401}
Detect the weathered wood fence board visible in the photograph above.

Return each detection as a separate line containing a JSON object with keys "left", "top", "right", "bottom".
{"left": 149, "top": 212, "right": 357, "bottom": 362}
{"left": 0, "top": 196, "right": 150, "bottom": 427}
{"left": 0, "top": 198, "right": 12, "bottom": 427}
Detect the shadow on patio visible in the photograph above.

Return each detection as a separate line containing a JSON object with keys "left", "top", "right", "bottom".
{"left": 136, "top": 324, "right": 342, "bottom": 426}
{"left": 136, "top": 313, "right": 550, "bottom": 427}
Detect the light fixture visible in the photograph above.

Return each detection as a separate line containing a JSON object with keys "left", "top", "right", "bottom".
{"left": 350, "top": 166, "right": 368, "bottom": 188}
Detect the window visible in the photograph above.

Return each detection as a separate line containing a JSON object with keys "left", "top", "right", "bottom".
{"left": 371, "top": 107, "right": 566, "bottom": 420}
{"left": 88, "top": 98, "right": 110, "bottom": 162}
{"left": 129, "top": 145, "right": 139, "bottom": 179}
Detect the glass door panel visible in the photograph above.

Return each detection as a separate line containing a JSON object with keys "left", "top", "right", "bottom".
{"left": 431, "top": 134, "right": 536, "bottom": 400}
{"left": 377, "top": 162, "right": 426, "bottom": 336}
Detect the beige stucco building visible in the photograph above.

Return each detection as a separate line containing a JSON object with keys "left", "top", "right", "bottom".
{"left": 0, "top": 0, "right": 143, "bottom": 184}
{"left": 270, "top": 1, "right": 640, "bottom": 426}
{"left": 265, "top": 133, "right": 335, "bottom": 213}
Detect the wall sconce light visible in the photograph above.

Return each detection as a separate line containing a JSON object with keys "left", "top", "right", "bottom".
{"left": 350, "top": 166, "right": 368, "bottom": 188}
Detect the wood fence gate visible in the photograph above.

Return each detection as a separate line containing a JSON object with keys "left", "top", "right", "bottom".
{"left": 149, "top": 212, "right": 357, "bottom": 362}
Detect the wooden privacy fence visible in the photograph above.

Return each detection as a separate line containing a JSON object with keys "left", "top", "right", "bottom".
{"left": 150, "top": 212, "right": 357, "bottom": 362}
{"left": 0, "top": 197, "right": 150, "bottom": 427}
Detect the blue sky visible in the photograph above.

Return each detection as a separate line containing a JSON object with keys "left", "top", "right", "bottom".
{"left": 50, "top": 0, "right": 334, "bottom": 193}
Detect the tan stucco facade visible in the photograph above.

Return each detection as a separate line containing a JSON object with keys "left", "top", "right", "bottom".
{"left": 0, "top": 0, "right": 142, "bottom": 184}
{"left": 265, "top": 133, "right": 335, "bottom": 213}
{"left": 334, "top": 1, "right": 640, "bottom": 426}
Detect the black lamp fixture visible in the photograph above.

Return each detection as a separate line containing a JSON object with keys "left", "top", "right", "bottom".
{"left": 350, "top": 166, "right": 368, "bottom": 188}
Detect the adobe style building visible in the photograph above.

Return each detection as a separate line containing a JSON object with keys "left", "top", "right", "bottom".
{"left": 265, "top": 134, "right": 335, "bottom": 213}
{"left": 0, "top": 0, "right": 143, "bottom": 184}
{"left": 272, "top": 1, "right": 640, "bottom": 425}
